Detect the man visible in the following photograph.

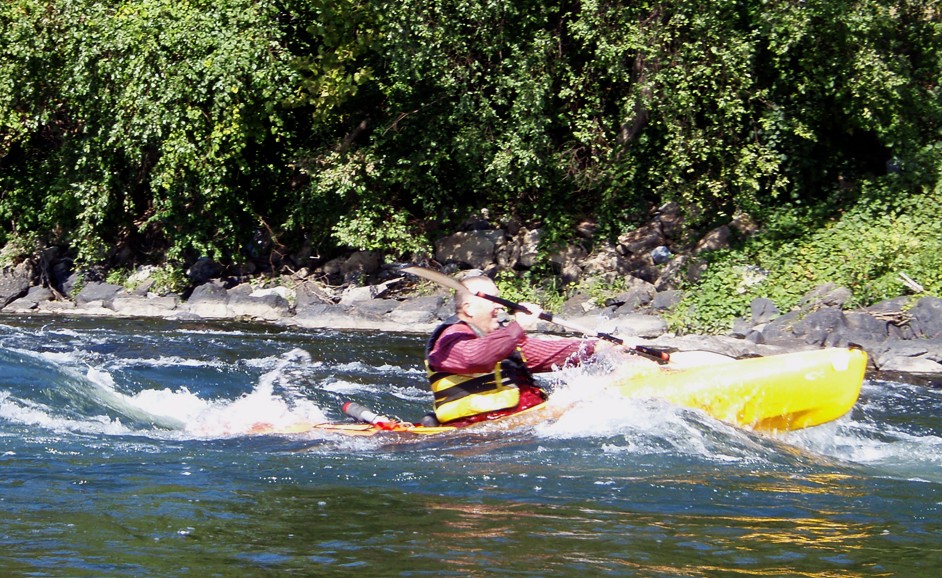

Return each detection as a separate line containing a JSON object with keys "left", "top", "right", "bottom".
{"left": 424, "top": 275, "right": 604, "bottom": 426}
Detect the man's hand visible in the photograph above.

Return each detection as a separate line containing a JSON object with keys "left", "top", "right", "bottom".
{"left": 513, "top": 302, "right": 543, "bottom": 330}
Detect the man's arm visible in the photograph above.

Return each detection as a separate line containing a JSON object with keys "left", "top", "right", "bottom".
{"left": 427, "top": 322, "right": 526, "bottom": 373}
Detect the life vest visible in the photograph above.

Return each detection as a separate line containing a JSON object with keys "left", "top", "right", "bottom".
{"left": 425, "top": 317, "right": 535, "bottom": 423}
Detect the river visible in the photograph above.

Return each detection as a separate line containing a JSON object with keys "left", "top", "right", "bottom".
{"left": 1, "top": 316, "right": 940, "bottom": 576}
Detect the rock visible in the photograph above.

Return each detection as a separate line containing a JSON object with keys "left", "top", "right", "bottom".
{"left": 185, "top": 281, "right": 230, "bottom": 318}
{"left": 908, "top": 296, "right": 942, "bottom": 339}
{"left": 0, "top": 261, "right": 35, "bottom": 308}
{"left": 750, "top": 298, "right": 780, "bottom": 324}
{"left": 112, "top": 294, "right": 179, "bottom": 317}
{"left": 338, "top": 279, "right": 400, "bottom": 306}
{"left": 74, "top": 281, "right": 124, "bottom": 308}
{"left": 653, "top": 255, "right": 688, "bottom": 290}
{"left": 186, "top": 257, "right": 223, "bottom": 284}
{"left": 502, "top": 228, "right": 541, "bottom": 269}
{"left": 605, "top": 313, "right": 669, "bottom": 339}
{"left": 651, "top": 245, "right": 672, "bottom": 264}
{"left": 654, "top": 202, "right": 684, "bottom": 238}
{"left": 340, "top": 251, "right": 381, "bottom": 283}
{"left": 651, "top": 290, "right": 683, "bottom": 310}
{"left": 388, "top": 295, "right": 445, "bottom": 325}
{"left": 618, "top": 224, "right": 664, "bottom": 255}
{"left": 759, "top": 310, "right": 800, "bottom": 344}
{"left": 842, "top": 311, "right": 889, "bottom": 343}
{"left": 295, "top": 281, "right": 336, "bottom": 308}
{"left": 228, "top": 291, "right": 291, "bottom": 320}
{"left": 879, "top": 355, "right": 942, "bottom": 374}
{"left": 608, "top": 281, "right": 656, "bottom": 313}
{"left": 582, "top": 246, "right": 621, "bottom": 277}
{"left": 792, "top": 307, "right": 846, "bottom": 346}
{"left": 293, "top": 303, "right": 355, "bottom": 328}
{"left": 550, "top": 245, "right": 587, "bottom": 285}
{"left": 559, "top": 290, "right": 599, "bottom": 318}
{"left": 872, "top": 339, "right": 942, "bottom": 373}
{"left": 799, "top": 283, "right": 852, "bottom": 310}
{"left": 435, "top": 230, "right": 505, "bottom": 269}
{"left": 4, "top": 285, "right": 53, "bottom": 312}
{"left": 351, "top": 298, "right": 399, "bottom": 319}
{"left": 693, "top": 225, "right": 730, "bottom": 254}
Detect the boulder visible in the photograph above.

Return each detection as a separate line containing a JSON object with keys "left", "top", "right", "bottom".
{"left": 651, "top": 290, "right": 683, "bottom": 311}
{"left": 338, "top": 278, "right": 400, "bottom": 306}
{"left": 185, "top": 281, "right": 230, "bottom": 318}
{"left": 499, "top": 228, "right": 541, "bottom": 269}
{"left": 548, "top": 245, "right": 585, "bottom": 285}
{"left": 112, "top": 294, "right": 180, "bottom": 317}
{"left": 908, "top": 296, "right": 942, "bottom": 339}
{"left": 228, "top": 291, "right": 292, "bottom": 321}
{"left": 792, "top": 307, "right": 846, "bottom": 346}
{"left": 799, "top": 283, "right": 852, "bottom": 310}
{"left": 435, "top": 230, "right": 506, "bottom": 269}
{"left": 389, "top": 295, "right": 447, "bottom": 325}
{"left": 4, "top": 285, "right": 53, "bottom": 312}
{"left": 693, "top": 225, "right": 731, "bottom": 254}
{"left": 750, "top": 298, "right": 780, "bottom": 325}
{"left": 340, "top": 251, "right": 382, "bottom": 283}
{"left": 0, "top": 261, "right": 35, "bottom": 308}
{"left": 75, "top": 281, "right": 124, "bottom": 308}
{"left": 350, "top": 298, "right": 399, "bottom": 320}
{"left": 186, "top": 257, "right": 223, "bottom": 284}
{"left": 842, "top": 311, "right": 889, "bottom": 343}
{"left": 292, "top": 302, "right": 355, "bottom": 328}
{"left": 605, "top": 313, "right": 669, "bottom": 339}
{"left": 617, "top": 224, "right": 665, "bottom": 255}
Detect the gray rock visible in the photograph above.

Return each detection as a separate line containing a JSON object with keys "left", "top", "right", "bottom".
{"left": 651, "top": 290, "right": 683, "bottom": 310}
{"left": 0, "top": 261, "right": 35, "bottom": 308}
{"left": 4, "top": 285, "right": 53, "bottom": 312}
{"left": 799, "top": 283, "right": 852, "bottom": 310}
{"left": 186, "top": 257, "right": 223, "bottom": 284}
{"left": 185, "top": 281, "right": 230, "bottom": 318}
{"left": 112, "top": 294, "right": 179, "bottom": 317}
{"left": 338, "top": 279, "right": 400, "bottom": 305}
{"left": 435, "top": 230, "right": 506, "bottom": 269}
{"left": 842, "top": 311, "right": 889, "bottom": 343}
{"left": 750, "top": 298, "right": 780, "bottom": 324}
{"left": 908, "top": 296, "right": 942, "bottom": 339}
{"left": 792, "top": 307, "right": 846, "bottom": 346}
{"left": 227, "top": 292, "right": 291, "bottom": 320}
{"left": 75, "top": 282, "right": 124, "bottom": 308}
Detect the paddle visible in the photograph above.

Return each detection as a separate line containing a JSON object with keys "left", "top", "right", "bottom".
{"left": 401, "top": 265, "right": 673, "bottom": 364}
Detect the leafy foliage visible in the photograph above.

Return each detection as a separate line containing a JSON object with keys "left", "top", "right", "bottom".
{"left": 0, "top": 0, "right": 940, "bottom": 303}
{"left": 669, "top": 179, "right": 942, "bottom": 333}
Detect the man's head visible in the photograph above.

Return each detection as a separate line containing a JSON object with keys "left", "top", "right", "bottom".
{"left": 455, "top": 275, "right": 502, "bottom": 334}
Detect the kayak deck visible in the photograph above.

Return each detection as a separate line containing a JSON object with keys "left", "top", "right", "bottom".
{"left": 611, "top": 347, "right": 867, "bottom": 432}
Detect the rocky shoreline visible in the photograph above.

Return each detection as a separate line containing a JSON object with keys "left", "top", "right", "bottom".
{"left": 3, "top": 256, "right": 942, "bottom": 384}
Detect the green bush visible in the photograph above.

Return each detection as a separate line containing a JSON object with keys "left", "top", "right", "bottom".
{"left": 669, "top": 179, "right": 942, "bottom": 334}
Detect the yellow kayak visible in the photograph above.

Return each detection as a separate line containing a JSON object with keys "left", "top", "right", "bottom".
{"left": 611, "top": 347, "right": 867, "bottom": 432}
{"left": 250, "top": 348, "right": 866, "bottom": 438}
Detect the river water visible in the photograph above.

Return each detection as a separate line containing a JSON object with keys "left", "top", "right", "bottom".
{"left": 1, "top": 316, "right": 940, "bottom": 576}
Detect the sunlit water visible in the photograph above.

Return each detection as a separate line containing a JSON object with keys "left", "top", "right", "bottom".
{"left": 1, "top": 316, "right": 940, "bottom": 576}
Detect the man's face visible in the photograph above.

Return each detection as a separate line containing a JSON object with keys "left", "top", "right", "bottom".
{"left": 460, "top": 278, "right": 503, "bottom": 334}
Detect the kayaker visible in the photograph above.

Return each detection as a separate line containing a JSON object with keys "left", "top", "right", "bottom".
{"left": 423, "top": 275, "right": 606, "bottom": 427}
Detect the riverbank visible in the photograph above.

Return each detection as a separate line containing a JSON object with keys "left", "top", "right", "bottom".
{"left": 3, "top": 261, "right": 942, "bottom": 384}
